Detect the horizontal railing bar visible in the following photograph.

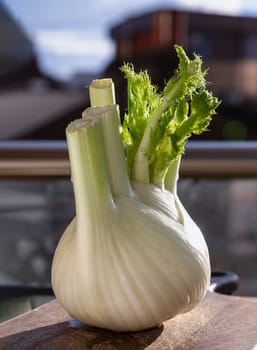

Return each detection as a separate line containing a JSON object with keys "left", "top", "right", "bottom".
{"left": 0, "top": 140, "right": 256, "bottom": 179}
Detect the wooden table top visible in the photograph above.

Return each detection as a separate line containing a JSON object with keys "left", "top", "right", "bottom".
{"left": 0, "top": 291, "right": 257, "bottom": 350}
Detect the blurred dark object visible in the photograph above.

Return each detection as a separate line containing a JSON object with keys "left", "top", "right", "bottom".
{"left": 210, "top": 269, "right": 239, "bottom": 295}
{"left": 0, "top": 285, "right": 53, "bottom": 299}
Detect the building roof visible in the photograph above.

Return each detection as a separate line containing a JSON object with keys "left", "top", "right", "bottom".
{"left": 110, "top": 7, "right": 257, "bottom": 40}
{"left": 0, "top": 89, "right": 86, "bottom": 139}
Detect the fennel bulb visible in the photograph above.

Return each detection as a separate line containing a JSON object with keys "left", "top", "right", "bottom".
{"left": 51, "top": 45, "right": 220, "bottom": 332}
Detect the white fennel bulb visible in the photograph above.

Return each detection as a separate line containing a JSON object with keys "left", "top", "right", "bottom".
{"left": 51, "top": 46, "right": 219, "bottom": 332}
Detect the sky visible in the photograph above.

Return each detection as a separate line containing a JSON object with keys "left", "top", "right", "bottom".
{"left": 3, "top": 0, "right": 257, "bottom": 81}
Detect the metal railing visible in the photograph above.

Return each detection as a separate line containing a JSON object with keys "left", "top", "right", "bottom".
{"left": 0, "top": 141, "right": 69, "bottom": 179}
{"left": 0, "top": 140, "right": 256, "bottom": 179}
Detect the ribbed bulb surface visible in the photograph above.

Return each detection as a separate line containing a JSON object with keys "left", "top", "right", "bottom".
{"left": 52, "top": 188, "right": 210, "bottom": 332}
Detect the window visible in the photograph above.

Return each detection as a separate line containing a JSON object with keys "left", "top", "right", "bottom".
{"left": 189, "top": 32, "right": 212, "bottom": 59}
{"left": 244, "top": 35, "right": 257, "bottom": 58}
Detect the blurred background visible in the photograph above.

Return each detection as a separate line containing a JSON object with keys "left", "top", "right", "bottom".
{"left": 1, "top": 0, "right": 257, "bottom": 321}
{"left": 2, "top": 0, "right": 257, "bottom": 139}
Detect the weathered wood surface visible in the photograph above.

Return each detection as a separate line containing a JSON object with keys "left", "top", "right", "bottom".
{"left": 0, "top": 291, "right": 257, "bottom": 349}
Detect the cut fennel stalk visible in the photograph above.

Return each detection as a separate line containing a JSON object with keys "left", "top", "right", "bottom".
{"left": 51, "top": 45, "right": 219, "bottom": 332}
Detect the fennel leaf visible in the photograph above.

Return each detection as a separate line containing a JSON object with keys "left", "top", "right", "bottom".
{"left": 121, "top": 45, "right": 220, "bottom": 187}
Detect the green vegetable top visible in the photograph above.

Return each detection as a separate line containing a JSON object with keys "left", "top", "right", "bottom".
{"left": 121, "top": 45, "right": 220, "bottom": 188}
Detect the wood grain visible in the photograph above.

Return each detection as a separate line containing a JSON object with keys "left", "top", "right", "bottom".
{"left": 0, "top": 292, "right": 257, "bottom": 349}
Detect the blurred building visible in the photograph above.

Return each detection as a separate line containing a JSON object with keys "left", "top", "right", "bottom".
{"left": 106, "top": 8, "right": 257, "bottom": 140}
{"left": 110, "top": 9, "right": 257, "bottom": 102}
